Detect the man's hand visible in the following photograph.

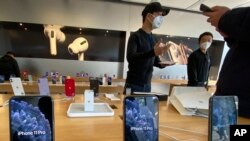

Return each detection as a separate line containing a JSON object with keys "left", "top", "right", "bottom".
{"left": 203, "top": 6, "right": 230, "bottom": 37}
{"left": 154, "top": 39, "right": 166, "bottom": 56}
{"left": 154, "top": 39, "right": 172, "bottom": 56}
{"left": 163, "top": 42, "right": 172, "bottom": 54}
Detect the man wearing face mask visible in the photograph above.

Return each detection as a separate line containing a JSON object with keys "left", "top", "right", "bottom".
{"left": 124, "top": 2, "right": 170, "bottom": 94}
{"left": 187, "top": 32, "right": 213, "bottom": 86}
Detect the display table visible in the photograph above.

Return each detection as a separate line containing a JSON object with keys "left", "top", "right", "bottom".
{"left": 0, "top": 94, "right": 249, "bottom": 141}
{"left": 0, "top": 82, "right": 123, "bottom": 94}
{"left": 0, "top": 78, "right": 217, "bottom": 95}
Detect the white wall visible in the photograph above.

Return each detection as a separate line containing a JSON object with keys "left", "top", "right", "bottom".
{"left": 0, "top": 0, "right": 228, "bottom": 78}
{"left": 0, "top": 0, "right": 130, "bottom": 30}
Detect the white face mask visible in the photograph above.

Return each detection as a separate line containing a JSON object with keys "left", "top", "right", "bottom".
{"left": 200, "top": 41, "right": 212, "bottom": 50}
{"left": 152, "top": 16, "right": 163, "bottom": 29}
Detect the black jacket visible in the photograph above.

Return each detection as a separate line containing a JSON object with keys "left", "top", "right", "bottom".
{"left": 0, "top": 55, "right": 20, "bottom": 81}
{"left": 215, "top": 7, "right": 250, "bottom": 117}
{"left": 126, "top": 28, "right": 164, "bottom": 86}
{"left": 187, "top": 49, "right": 211, "bottom": 86}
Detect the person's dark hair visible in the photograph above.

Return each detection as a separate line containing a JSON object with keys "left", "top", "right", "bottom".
{"left": 6, "top": 51, "right": 14, "bottom": 56}
{"left": 142, "top": 13, "right": 150, "bottom": 23}
{"left": 198, "top": 32, "right": 213, "bottom": 44}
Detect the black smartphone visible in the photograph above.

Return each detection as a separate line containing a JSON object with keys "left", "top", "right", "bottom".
{"left": 123, "top": 95, "right": 159, "bottom": 141}
{"left": 200, "top": 4, "right": 213, "bottom": 12}
{"left": 51, "top": 75, "right": 57, "bottom": 84}
{"left": 89, "top": 77, "right": 99, "bottom": 97}
{"left": 61, "top": 75, "right": 66, "bottom": 84}
{"left": 208, "top": 96, "right": 238, "bottom": 141}
{"left": 9, "top": 96, "right": 54, "bottom": 141}
{"left": 0, "top": 75, "right": 4, "bottom": 83}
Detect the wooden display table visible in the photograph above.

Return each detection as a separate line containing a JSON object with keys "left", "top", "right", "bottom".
{"left": 0, "top": 94, "right": 249, "bottom": 141}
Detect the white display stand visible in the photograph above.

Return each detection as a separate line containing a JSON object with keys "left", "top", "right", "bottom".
{"left": 169, "top": 86, "right": 211, "bottom": 117}
{"left": 67, "top": 103, "right": 114, "bottom": 117}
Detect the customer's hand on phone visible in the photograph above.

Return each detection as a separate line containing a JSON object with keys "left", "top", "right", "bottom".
{"left": 203, "top": 6, "right": 230, "bottom": 37}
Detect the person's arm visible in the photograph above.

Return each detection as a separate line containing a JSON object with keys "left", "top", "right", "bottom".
{"left": 187, "top": 54, "right": 198, "bottom": 86}
{"left": 13, "top": 60, "right": 21, "bottom": 77}
{"left": 127, "top": 33, "right": 165, "bottom": 62}
{"left": 126, "top": 34, "right": 155, "bottom": 62}
{"left": 218, "top": 7, "right": 250, "bottom": 43}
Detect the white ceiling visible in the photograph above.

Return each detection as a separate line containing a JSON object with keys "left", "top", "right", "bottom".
{"left": 121, "top": 0, "right": 250, "bottom": 12}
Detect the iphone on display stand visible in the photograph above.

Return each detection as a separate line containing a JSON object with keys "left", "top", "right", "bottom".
{"left": 89, "top": 77, "right": 99, "bottom": 97}
{"left": 123, "top": 95, "right": 159, "bottom": 141}
{"left": 51, "top": 76, "right": 57, "bottom": 84}
{"left": 10, "top": 77, "right": 25, "bottom": 96}
{"left": 38, "top": 78, "right": 50, "bottom": 96}
{"left": 65, "top": 78, "right": 75, "bottom": 97}
{"left": 0, "top": 75, "right": 4, "bottom": 83}
{"left": 208, "top": 96, "right": 238, "bottom": 141}
{"left": 61, "top": 76, "right": 66, "bottom": 84}
{"left": 9, "top": 95, "right": 54, "bottom": 141}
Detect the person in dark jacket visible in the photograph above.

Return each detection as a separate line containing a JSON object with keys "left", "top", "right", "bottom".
{"left": 187, "top": 32, "right": 213, "bottom": 86}
{"left": 124, "top": 2, "right": 171, "bottom": 94}
{"left": 203, "top": 6, "right": 250, "bottom": 117}
{"left": 0, "top": 51, "right": 20, "bottom": 81}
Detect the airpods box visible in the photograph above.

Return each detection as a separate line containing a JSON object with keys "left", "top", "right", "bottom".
{"left": 84, "top": 90, "right": 94, "bottom": 111}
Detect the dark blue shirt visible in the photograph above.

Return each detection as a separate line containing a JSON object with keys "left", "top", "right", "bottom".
{"left": 126, "top": 28, "right": 163, "bottom": 86}
{"left": 187, "top": 49, "right": 211, "bottom": 86}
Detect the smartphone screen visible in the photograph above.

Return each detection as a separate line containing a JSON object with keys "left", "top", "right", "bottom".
{"left": 9, "top": 96, "right": 54, "bottom": 141}
{"left": 124, "top": 95, "right": 159, "bottom": 141}
{"left": 51, "top": 76, "right": 57, "bottom": 84}
{"left": 61, "top": 76, "right": 66, "bottom": 84}
{"left": 65, "top": 78, "right": 75, "bottom": 97}
{"left": 0, "top": 75, "right": 4, "bottom": 83}
{"left": 10, "top": 77, "right": 25, "bottom": 96}
{"left": 38, "top": 78, "right": 50, "bottom": 95}
{"left": 89, "top": 77, "right": 99, "bottom": 97}
{"left": 209, "top": 96, "right": 238, "bottom": 141}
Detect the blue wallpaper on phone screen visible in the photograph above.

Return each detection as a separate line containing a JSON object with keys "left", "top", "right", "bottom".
{"left": 10, "top": 98, "right": 52, "bottom": 141}
{"left": 211, "top": 96, "right": 237, "bottom": 141}
{"left": 125, "top": 96, "right": 158, "bottom": 141}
